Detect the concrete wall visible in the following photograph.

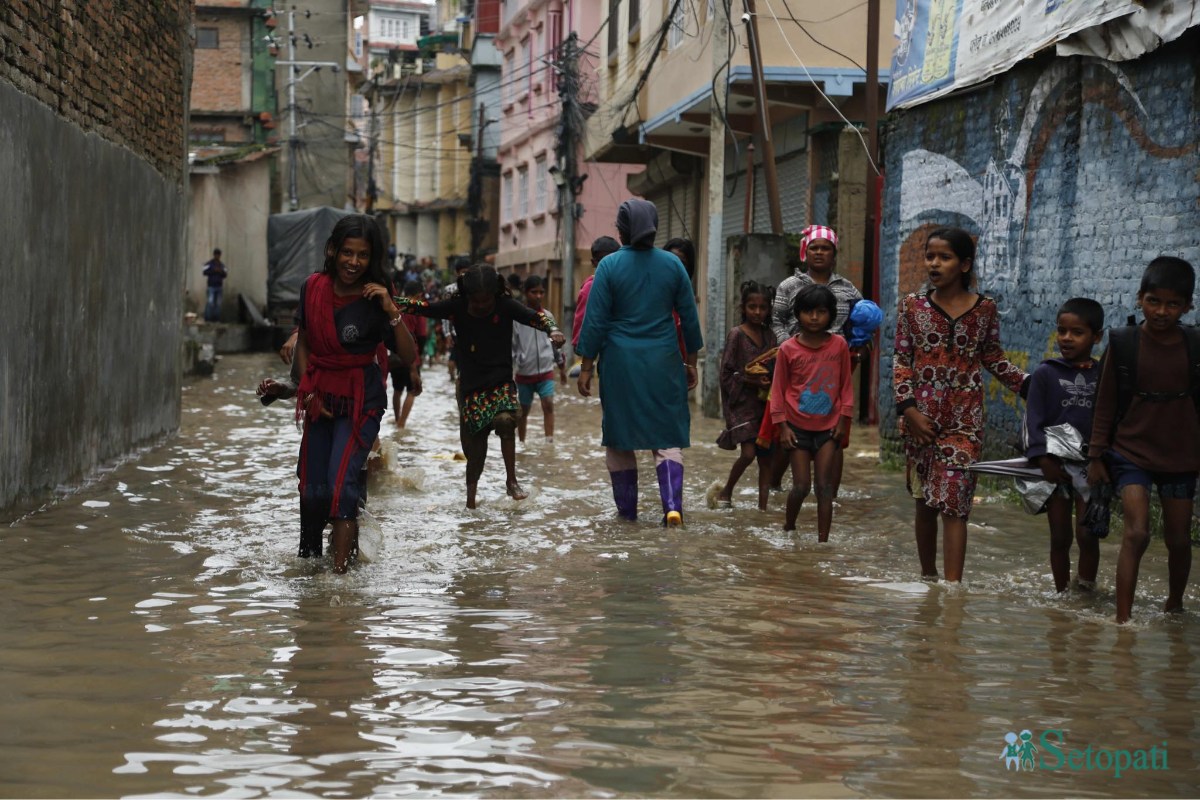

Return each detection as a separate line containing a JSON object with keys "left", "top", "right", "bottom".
{"left": 188, "top": 158, "right": 273, "bottom": 319}
{"left": 1, "top": 0, "right": 191, "bottom": 515}
{"left": 877, "top": 34, "right": 1200, "bottom": 458}
{"left": 0, "top": 80, "right": 188, "bottom": 513}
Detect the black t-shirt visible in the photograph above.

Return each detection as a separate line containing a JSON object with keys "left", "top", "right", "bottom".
{"left": 410, "top": 294, "right": 547, "bottom": 395}
{"left": 296, "top": 281, "right": 394, "bottom": 409}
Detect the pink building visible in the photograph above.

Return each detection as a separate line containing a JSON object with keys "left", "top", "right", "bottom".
{"left": 495, "top": 0, "right": 638, "bottom": 319}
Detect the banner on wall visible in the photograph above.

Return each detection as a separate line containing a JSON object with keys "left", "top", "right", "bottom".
{"left": 887, "top": 0, "right": 1144, "bottom": 110}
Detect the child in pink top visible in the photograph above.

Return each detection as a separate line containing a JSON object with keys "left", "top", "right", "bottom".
{"left": 770, "top": 284, "right": 853, "bottom": 539}
{"left": 572, "top": 236, "right": 621, "bottom": 349}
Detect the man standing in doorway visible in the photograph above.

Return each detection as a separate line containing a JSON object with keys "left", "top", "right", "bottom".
{"left": 203, "top": 248, "right": 228, "bottom": 322}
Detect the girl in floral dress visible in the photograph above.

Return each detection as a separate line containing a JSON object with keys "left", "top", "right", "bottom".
{"left": 893, "top": 227, "right": 1027, "bottom": 582}
{"left": 715, "top": 281, "right": 777, "bottom": 510}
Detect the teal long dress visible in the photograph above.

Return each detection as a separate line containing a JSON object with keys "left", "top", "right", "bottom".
{"left": 575, "top": 246, "right": 704, "bottom": 450}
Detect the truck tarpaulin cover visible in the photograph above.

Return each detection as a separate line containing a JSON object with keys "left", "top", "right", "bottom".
{"left": 267, "top": 206, "right": 353, "bottom": 309}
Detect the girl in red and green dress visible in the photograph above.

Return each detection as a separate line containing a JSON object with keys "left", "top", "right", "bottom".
{"left": 398, "top": 265, "right": 565, "bottom": 509}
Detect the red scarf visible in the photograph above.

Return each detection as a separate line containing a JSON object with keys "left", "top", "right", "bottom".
{"left": 296, "top": 273, "right": 376, "bottom": 432}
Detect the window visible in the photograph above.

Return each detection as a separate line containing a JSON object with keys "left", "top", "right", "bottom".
{"left": 519, "top": 36, "right": 530, "bottom": 97}
{"left": 353, "top": 30, "right": 363, "bottom": 58}
{"left": 547, "top": 10, "right": 562, "bottom": 57}
{"left": 668, "top": 3, "right": 690, "bottom": 49}
{"left": 517, "top": 166, "right": 529, "bottom": 218}
{"left": 502, "top": 171, "right": 513, "bottom": 223}
{"left": 534, "top": 156, "right": 547, "bottom": 214}
{"left": 535, "top": 26, "right": 544, "bottom": 77}
{"left": 503, "top": 51, "right": 515, "bottom": 104}
{"left": 607, "top": 0, "right": 618, "bottom": 57}
{"left": 189, "top": 126, "right": 225, "bottom": 142}
{"left": 197, "top": 28, "right": 219, "bottom": 49}
{"left": 378, "top": 16, "right": 413, "bottom": 42}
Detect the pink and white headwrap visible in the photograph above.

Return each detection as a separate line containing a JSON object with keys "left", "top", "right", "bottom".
{"left": 798, "top": 225, "right": 838, "bottom": 262}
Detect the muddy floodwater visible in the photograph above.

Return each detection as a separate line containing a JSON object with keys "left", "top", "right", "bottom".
{"left": 1, "top": 353, "right": 1197, "bottom": 798}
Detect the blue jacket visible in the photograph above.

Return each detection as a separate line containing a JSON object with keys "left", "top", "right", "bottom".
{"left": 1022, "top": 357, "right": 1099, "bottom": 460}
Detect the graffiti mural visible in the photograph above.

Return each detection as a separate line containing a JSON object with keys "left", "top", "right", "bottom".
{"left": 895, "top": 60, "right": 1163, "bottom": 313}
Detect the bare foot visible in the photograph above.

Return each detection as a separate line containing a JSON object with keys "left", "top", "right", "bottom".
{"left": 1164, "top": 600, "right": 1185, "bottom": 615}
{"left": 783, "top": 524, "right": 796, "bottom": 532}
{"left": 506, "top": 481, "right": 528, "bottom": 501}
{"left": 817, "top": 533, "right": 829, "bottom": 543}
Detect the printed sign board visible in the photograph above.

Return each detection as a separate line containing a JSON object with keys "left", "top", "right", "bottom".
{"left": 888, "top": 0, "right": 1143, "bottom": 110}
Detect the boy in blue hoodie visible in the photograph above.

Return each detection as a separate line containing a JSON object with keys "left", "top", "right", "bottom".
{"left": 1023, "top": 298, "right": 1104, "bottom": 593}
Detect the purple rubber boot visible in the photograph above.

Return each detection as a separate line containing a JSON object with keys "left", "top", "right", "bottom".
{"left": 656, "top": 460, "right": 684, "bottom": 526}
{"left": 609, "top": 469, "right": 639, "bottom": 521}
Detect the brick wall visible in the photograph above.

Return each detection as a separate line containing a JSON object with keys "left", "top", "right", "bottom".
{"left": 877, "top": 32, "right": 1200, "bottom": 458}
{"left": 191, "top": 16, "right": 245, "bottom": 112}
{"left": 0, "top": 0, "right": 193, "bottom": 179}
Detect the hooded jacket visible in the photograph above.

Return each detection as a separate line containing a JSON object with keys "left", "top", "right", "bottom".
{"left": 616, "top": 198, "right": 658, "bottom": 249}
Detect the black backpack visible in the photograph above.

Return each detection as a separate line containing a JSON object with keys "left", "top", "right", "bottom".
{"left": 1102, "top": 322, "right": 1200, "bottom": 426}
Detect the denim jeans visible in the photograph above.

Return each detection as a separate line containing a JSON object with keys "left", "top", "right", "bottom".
{"left": 205, "top": 286, "right": 223, "bottom": 321}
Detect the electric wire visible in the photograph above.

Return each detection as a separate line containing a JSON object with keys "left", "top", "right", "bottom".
{"left": 759, "top": 0, "right": 880, "bottom": 175}
{"left": 773, "top": 0, "right": 868, "bottom": 73}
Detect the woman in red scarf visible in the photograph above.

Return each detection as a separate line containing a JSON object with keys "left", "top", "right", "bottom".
{"left": 294, "top": 215, "right": 418, "bottom": 572}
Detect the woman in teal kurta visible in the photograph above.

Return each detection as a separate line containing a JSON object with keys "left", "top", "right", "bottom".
{"left": 576, "top": 199, "right": 704, "bottom": 525}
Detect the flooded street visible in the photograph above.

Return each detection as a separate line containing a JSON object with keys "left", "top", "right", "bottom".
{"left": 1, "top": 353, "right": 1197, "bottom": 798}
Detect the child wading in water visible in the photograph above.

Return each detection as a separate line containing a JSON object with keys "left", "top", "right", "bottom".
{"left": 398, "top": 265, "right": 565, "bottom": 508}
{"left": 388, "top": 279, "right": 426, "bottom": 428}
{"left": 1088, "top": 257, "right": 1200, "bottom": 623}
{"left": 1022, "top": 298, "right": 1104, "bottom": 593}
{"left": 771, "top": 284, "right": 853, "bottom": 538}
{"left": 893, "top": 227, "right": 1027, "bottom": 582}
{"left": 291, "top": 215, "right": 419, "bottom": 572}
{"left": 513, "top": 275, "right": 566, "bottom": 444}
{"left": 716, "top": 281, "right": 778, "bottom": 510}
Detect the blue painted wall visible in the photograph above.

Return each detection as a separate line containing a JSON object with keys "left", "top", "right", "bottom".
{"left": 876, "top": 33, "right": 1200, "bottom": 457}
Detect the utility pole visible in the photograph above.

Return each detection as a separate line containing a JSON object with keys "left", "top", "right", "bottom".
{"left": 702, "top": 4, "right": 730, "bottom": 416}
{"left": 468, "top": 103, "right": 486, "bottom": 261}
{"left": 287, "top": 8, "right": 298, "bottom": 210}
{"left": 366, "top": 96, "right": 377, "bottom": 213}
{"left": 557, "top": 32, "right": 580, "bottom": 353}
{"left": 276, "top": 8, "right": 339, "bottom": 211}
{"left": 860, "top": 0, "right": 881, "bottom": 422}
{"left": 742, "top": 0, "right": 782, "bottom": 234}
